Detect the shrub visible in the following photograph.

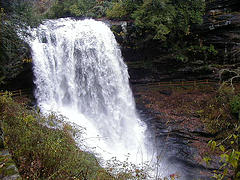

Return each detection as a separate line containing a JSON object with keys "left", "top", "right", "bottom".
{"left": 201, "top": 85, "right": 240, "bottom": 179}
{"left": 106, "top": 1, "right": 128, "bottom": 20}
{"left": 230, "top": 94, "right": 240, "bottom": 120}
{"left": 46, "top": 0, "right": 109, "bottom": 18}
{"left": 201, "top": 85, "right": 235, "bottom": 134}
{"left": 205, "top": 127, "right": 240, "bottom": 179}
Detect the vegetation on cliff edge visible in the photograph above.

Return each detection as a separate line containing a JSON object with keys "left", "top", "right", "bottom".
{"left": 0, "top": 0, "right": 43, "bottom": 85}
{"left": 0, "top": 94, "right": 154, "bottom": 179}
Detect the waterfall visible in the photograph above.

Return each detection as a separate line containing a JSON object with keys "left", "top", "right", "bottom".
{"left": 28, "top": 18, "right": 149, "bottom": 164}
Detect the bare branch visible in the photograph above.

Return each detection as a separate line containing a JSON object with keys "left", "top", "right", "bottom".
{"left": 219, "top": 68, "right": 240, "bottom": 90}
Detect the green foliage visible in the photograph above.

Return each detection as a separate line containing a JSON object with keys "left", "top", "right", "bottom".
{"left": 0, "top": 0, "right": 42, "bottom": 85}
{"left": 132, "top": 0, "right": 173, "bottom": 40}
{"left": 46, "top": 0, "right": 76, "bottom": 17}
{"left": 104, "top": 0, "right": 206, "bottom": 63}
{"left": 68, "top": 0, "right": 97, "bottom": 17}
{"left": 184, "top": 44, "right": 218, "bottom": 62}
{"left": 91, "top": 1, "right": 113, "bottom": 18}
{"left": 0, "top": 95, "right": 113, "bottom": 179}
{"left": 132, "top": 0, "right": 205, "bottom": 41}
{"left": 106, "top": 1, "right": 128, "bottom": 19}
{"left": 45, "top": 0, "right": 207, "bottom": 64}
{"left": 201, "top": 84, "right": 240, "bottom": 179}
{"left": 187, "top": 44, "right": 218, "bottom": 58}
{"left": 172, "top": 0, "right": 205, "bottom": 33}
{"left": 47, "top": 0, "right": 111, "bottom": 18}
{"left": 46, "top": 0, "right": 205, "bottom": 46}
{"left": 106, "top": 0, "right": 137, "bottom": 20}
{"left": 0, "top": 9, "right": 27, "bottom": 84}
{"left": 230, "top": 94, "right": 240, "bottom": 120}
{"left": 205, "top": 128, "right": 240, "bottom": 179}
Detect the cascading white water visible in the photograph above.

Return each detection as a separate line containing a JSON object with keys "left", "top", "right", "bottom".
{"left": 28, "top": 18, "right": 150, "bottom": 165}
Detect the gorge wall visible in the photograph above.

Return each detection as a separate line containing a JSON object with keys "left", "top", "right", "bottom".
{"left": 112, "top": 0, "right": 240, "bottom": 83}
{"left": 200, "top": 0, "right": 240, "bottom": 64}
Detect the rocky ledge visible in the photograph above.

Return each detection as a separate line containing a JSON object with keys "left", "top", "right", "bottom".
{"left": 199, "top": 0, "right": 240, "bottom": 64}
{"left": 0, "top": 127, "right": 21, "bottom": 180}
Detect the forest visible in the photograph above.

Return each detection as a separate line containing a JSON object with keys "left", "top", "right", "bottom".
{"left": 0, "top": 0, "right": 207, "bottom": 84}
{"left": 0, "top": 0, "right": 239, "bottom": 179}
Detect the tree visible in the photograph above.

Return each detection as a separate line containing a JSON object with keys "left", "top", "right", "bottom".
{"left": 132, "top": 0, "right": 205, "bottom": 41}
{"left": 0, "top": 0, "right": 42, "bottom": 85}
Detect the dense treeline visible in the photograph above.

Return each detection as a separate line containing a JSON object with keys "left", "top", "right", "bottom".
{"left": 47, "top": 0, "right": 207, "bottom": 61}
{"left": 45, "top": 0, "right": 220, "bottom": 67}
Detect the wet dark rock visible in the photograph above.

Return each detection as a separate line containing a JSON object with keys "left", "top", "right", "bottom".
{"left": 198, "top": 0, "right": 240, "bottom": 64}
{"left": 3, "top": 63, "right": 34, "bottom": 91}
{"left": 0, "top": 149, "right": 22, "bottom": 180}
{"left": 191, "top": 131, "right": 218, "bottom": 138}
{"left": 159, "top": 90, "right": 172, "bottom": 96}
{"left": 0, "top": 128, "right": 4, "bottom": 149}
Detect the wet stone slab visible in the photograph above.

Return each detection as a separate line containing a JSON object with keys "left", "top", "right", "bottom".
{"left": 0, "top": 148, "right": 21, "bottom": 179}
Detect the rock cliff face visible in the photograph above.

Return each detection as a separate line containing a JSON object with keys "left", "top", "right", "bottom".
{"left": 2, "top": 63, "right": 34, "bottom": 91}
{"left": 200, "top": 0, "right": 240, "bottom": 64}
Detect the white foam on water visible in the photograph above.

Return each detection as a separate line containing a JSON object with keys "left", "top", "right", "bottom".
{"left": 27, "top": 18, "right": 177, "bottom": 178}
